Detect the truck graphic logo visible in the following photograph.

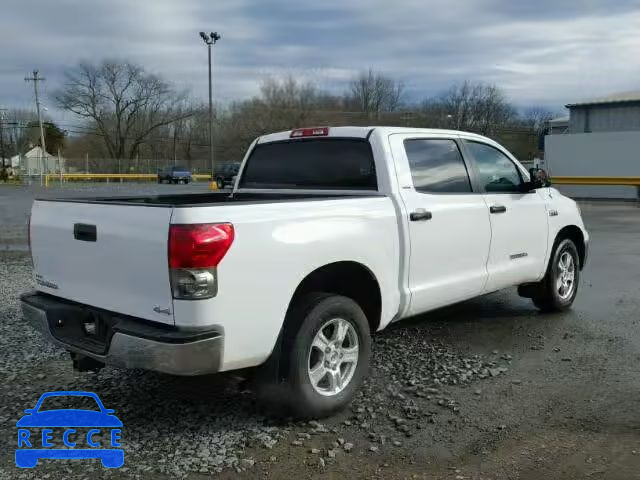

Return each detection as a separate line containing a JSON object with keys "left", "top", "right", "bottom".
{"left": 15, "top": 391, "right": 123, "bottom": 468}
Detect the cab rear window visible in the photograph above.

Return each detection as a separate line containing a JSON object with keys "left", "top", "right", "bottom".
{"left": 239, "top": 138, "right": 377, "bottom": 190}
{"left": 38, "top": 396, "right": 101, "bottom": 412}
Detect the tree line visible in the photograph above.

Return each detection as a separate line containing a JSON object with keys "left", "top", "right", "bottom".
{"left": 1, "top": 60, "right": 558, "bottom": 174}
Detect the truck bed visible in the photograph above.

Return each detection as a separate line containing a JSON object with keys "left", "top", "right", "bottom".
{"left": 37, "top": 191, "right": 384, "bottom": 207}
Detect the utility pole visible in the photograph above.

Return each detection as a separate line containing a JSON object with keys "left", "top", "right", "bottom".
{"left": 0, "top": 108, "right": 7, "bottom": 178}
{"left": 58, "top": 148, "right": 63, "bottom": 185}
{"left": 199, "top": 31, "right": 221, "bottom": 180}
{"left": 25, "top": 70, "right": 47, "bottom": 186}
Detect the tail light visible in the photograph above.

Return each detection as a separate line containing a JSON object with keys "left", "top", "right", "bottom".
{"left": 168, "top": 223, "right": 234, "bottom": 299}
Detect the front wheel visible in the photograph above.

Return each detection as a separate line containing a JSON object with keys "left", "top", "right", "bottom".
{"left": 216, "top": 177, "right": 225, "bottom": 189}
{"left": 532, "top": 238, "right": 580, "bottom": 312}
{"left": 285, "top": 293, "right": 371, "bottom": 418}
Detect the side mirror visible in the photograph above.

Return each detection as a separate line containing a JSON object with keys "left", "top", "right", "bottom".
{"left": 522, "top": 167, "right": 551, "bottom": 191}
{"left": 24, "top": 409, "right": 34, "bottom": 414}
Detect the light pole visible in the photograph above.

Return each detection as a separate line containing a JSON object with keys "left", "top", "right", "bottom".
{"left": 199, "top": 31, "right": 221, "bottom": 180}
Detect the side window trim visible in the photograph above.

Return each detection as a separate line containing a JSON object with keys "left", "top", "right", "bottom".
{"left": 461, "top": 139, "right": 524, "bottom": 194}
{"left": 403, "top": 136, "right": 481, "bottom": 195}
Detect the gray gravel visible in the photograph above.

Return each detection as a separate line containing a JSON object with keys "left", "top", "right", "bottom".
{"left": 0, "top": 253, "right": 289, "bottom": 478}
{"left": 0, "top": 252, "right": 509, "bottom": 478}
{"left": 3, "top": 202, "right": 637, "bottom": 479}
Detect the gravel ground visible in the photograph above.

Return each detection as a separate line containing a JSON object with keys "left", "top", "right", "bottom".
{"left": 0, "top": 254, "right": 289, "bottom": 477}
{"left": 0, "top": 253, "right": 510, "bottom": 478}
{"left": 1, "top": 202, "right": 639, "bottom": 479}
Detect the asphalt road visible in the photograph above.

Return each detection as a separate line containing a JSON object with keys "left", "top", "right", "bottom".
{"left": 0, "top": 185, "right": 638, "bottom": 479}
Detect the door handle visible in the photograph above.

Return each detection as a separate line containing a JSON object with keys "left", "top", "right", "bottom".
{"left": 74, "top": 223, "right": 97, "bottom": 242}
{"left": 410, "top": 209, "right": 432, "bottom": 221}
{"left": 489, "top": 205, "right": 507, "bottom": 214}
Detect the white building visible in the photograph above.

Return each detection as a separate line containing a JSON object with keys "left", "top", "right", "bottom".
{"left": 11, "top": 146, "right": 66, "bottom": 176}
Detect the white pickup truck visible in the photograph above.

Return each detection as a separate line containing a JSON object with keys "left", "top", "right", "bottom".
{"left": 22, "top": 126, "right": 588, "bottom": 417}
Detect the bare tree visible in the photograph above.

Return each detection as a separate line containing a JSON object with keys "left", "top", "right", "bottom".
{"left": 54, "top": 60, "right": 189, "bottom": 162}
{"left": 424, "top": 81, "right": 517, "bottom": 134}
{"left": 1, "top": 109, "right": 41, "bottom": 156}
{"left": 522, "top": 106, "right": 557, "bottom": 133}
{"left": 346, "top": 68, "right": 404, "bottom": 118}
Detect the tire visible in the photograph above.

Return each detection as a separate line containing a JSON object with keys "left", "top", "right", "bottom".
{"left": 532, "top": 238, "right": 580, "bottom": 312}
{"left": 284, "top": 293, "right": 371, "bottom": 418}
{"left": 216, "top": 177, "right": 225, "bottom": 189}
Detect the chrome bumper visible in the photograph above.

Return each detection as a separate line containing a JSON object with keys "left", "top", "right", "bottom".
{"left": 21, "top": 294, "right": 223, "bottom": 376}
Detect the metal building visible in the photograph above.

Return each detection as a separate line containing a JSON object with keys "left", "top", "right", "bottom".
{"left": 546, "top": 90, "right": 640, "bottom": 200}
{"left": 567, "top": 91, "right": 640, "bottom": 133}
{"left": 546, "top": 116, "right": 569, "bottom": 135}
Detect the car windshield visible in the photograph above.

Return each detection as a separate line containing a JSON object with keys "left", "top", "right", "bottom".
{"left": 38, "top": 395, "right": 101, "bottom": 412}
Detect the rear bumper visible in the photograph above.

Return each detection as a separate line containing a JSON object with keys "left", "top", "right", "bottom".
{"left": 20, "top": 292, "right": 223, "bottom": 376}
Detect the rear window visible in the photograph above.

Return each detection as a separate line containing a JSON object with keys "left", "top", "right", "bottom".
{"left": 172, "top": 166, "right": 189, "bottom": 172}
{"left": 239, "top": 139, "right": 377, "bottom": 190}
{"left": 38, "top": 395, "right": 101, "bottom": 412}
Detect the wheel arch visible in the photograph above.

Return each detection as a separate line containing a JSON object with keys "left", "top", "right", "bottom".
{"left": 554, "top": 225, "right": 586, "bottom": 269}
{"left": 254, "top": 260, "right": 382, "bottom": 385}
{"left": 285, "top": 261, "right": 382, "bottom": 335}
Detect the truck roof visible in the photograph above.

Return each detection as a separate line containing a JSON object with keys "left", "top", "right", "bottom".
{"left": 257, "top": 126, "right": 493, "bottom": 144}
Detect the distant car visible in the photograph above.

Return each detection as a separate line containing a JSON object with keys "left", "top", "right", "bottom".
{"left": 158, "top": 166, "right": 192, "bottom": 184}
{"left": 16, "top": 391, "right": 123, "bottom": 468}
{"left": 215, "top": 163, "right": 240, "bottom": 189}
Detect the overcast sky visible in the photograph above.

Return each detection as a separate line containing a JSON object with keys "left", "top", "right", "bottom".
{"left": 2, "top": 0, "right": 640, "bottom": 124}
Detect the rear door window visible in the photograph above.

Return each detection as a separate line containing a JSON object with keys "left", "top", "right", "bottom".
{"left": 404, "top": 139, "right": 472, "bottom": 193}
{"left": 239, "top": 139, "right": 377, "bottom": 190}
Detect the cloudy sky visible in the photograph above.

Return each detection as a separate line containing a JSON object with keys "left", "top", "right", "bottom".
{"left": 2, "top": 0, "right": 640, "bottom": 122}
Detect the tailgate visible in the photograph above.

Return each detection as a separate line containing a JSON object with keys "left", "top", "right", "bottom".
{"left": 30, "top": 200, "right": 175, "bottom": 325}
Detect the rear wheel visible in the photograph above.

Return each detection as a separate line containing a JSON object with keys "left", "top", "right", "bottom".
{"left": 531, "top": 238, "right": 580, "bottom": 312}
{"left": 284, "top": 293, "right": 371, "bottom": 418}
